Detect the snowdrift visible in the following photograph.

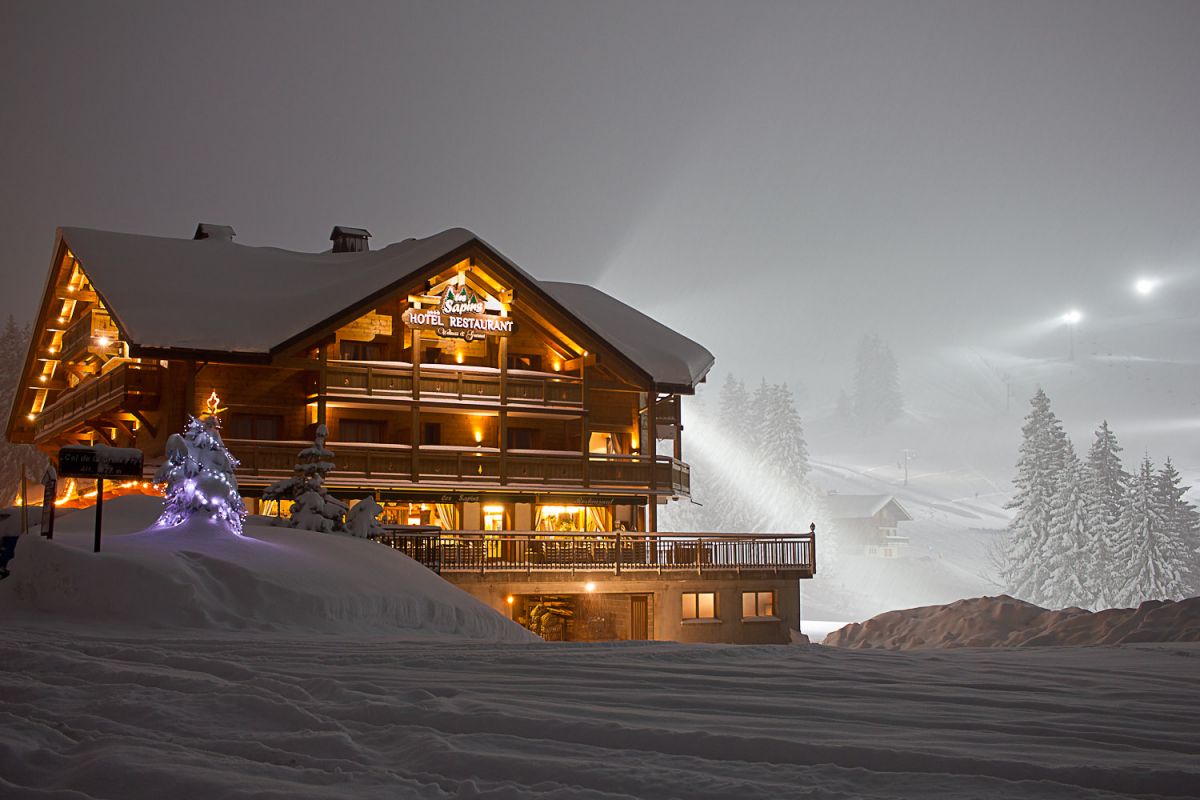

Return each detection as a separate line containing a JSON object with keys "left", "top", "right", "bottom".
{"left": 824, "top": 594, "right": 1200, "bottom": 649}
{"left": 0, "top": 496, "right": 536, "bottom": 643}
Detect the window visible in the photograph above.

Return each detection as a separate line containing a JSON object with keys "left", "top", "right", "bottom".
{"left": 340, "top": 419, "right": 386, "bottom": 443}
{"left": 228, "top": 413, "right": 281, "bottom": 441}
{"left": 340, "top": 340, "right": 385, "bottom": 361}
{"left": 422, "top": 421, "right": 442, "bottom": 445}
{"left": 682, "top": 592, "right": 716, "bottom": 621}
{"left": 507, "top": 427, "right": 539, "bottom": 450}
{"left": 742, "top": 591, "right": 775, "bottom": 618}
{"left": 507, "top": 353, "right": 542, "bottom": 371}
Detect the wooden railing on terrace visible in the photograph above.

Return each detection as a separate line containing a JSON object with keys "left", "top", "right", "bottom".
{"left": 319, "top": 361, "right": 584, "bottom": 407}
{"left": 370, "top": 530, "right": 816, "bottom": 576}
{"left": 228, "top": 439, "right": 690, "bottom": 495}
{"left": 35, "top": 362, "right": 162, "bottom": 442}
{"left": 60, "top": 308, "right": 121, "bottom": 363}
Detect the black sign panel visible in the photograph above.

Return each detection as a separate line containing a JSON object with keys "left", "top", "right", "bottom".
{"left": 57, "top": 446, "right": 144, "bottom": 478}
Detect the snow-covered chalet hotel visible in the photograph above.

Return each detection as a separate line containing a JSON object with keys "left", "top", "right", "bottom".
{"left": 7, "top": 224, "right": 816, "bottom": 643}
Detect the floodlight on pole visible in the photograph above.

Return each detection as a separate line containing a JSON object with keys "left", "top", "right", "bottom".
{"left": 1134, "top": 277, "right": 1157, "bottom": 296}
{"left": 1062, "top": 309, "right": 1082, "bottom": 360}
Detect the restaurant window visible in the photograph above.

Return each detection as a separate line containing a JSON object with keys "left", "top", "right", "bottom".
{"left": 742, "top": 591, "right": 775, "bottom": 618}
{"left": 507, "top": 427, "right": 539, "bottom": 450}
{"left": 507, "top": 353, "right": 542, "bottom": 371}
{"left": 228, "top": 413, "right": 281, "bottom": 441}
{"left": 340, "top": 419, "right": 386, "bottom": 443}
{"left": 682, "top": 592, "right": 716, "bottom": 621}
{"left": 422, "top": 422, "right": 442, "bottom": 445}
{"left": 340, "top": 340, "right": 385, "bottom": 361}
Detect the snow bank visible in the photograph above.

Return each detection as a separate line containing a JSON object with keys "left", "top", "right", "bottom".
{"left": 0, "top": 496, "right": 536, "bottom": 642}
{"left": 825, "top": 594, "right": 1200, "bottom": 649}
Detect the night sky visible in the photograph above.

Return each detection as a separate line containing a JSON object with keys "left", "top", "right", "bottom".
{"left": 3, "top": 0, "right": 1199, "bottom": 399}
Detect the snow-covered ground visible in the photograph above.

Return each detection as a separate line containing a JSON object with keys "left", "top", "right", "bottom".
{"left": 3, "top": 631, "right": 1197, "bottom": 798}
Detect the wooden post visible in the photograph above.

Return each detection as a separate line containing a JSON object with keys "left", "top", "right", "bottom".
{"left": 647, "top": 389, "right": 657, "bottom": 533}
{"left": 411, "top": 330, "right": 422, "bottom": 482}
{"left": 673, "top": 394, "right": 682, "bottom": 462}
{"left": 499, "top": 336, "right": 508, "bottom": 485}
{"left": 19, "top": 473, "right": 28, "bottom": 534}
{"left": 580, "top": 356, "right": 589, "bottom": 488}
{"left": 317, "top": 343, "right": 328, "bottom": 426}
{"left": 93, "top": 477, "right": 104, "bottom": 553}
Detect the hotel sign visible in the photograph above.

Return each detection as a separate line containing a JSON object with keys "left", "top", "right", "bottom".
{"left": 403, "top": 286, "right": 514, "bottom": 342}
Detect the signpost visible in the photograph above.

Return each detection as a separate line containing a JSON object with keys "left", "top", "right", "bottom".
{"left": 56, "top": 445, "right": 144, "bottom": 553}
{"left": 39, "top": 465, "right": 57, "bottom": 540}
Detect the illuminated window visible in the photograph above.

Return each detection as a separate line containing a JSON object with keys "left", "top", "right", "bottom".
{"left": 682, "top": 592, "right": 716, "bottom": 620}
{"left": 741, "top": 591, "right": 775, "bottom": 618}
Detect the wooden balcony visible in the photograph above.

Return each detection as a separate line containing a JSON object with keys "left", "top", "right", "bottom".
{"left": 59, "top": 308, "right": 121, "bottom": 363}
{"left": 229, "top": 439, "right": 690, "bottom": 496}
{"left": 372, "top": 530, "right": 816, "bottom": 576}
{"left": 34, "top": 362, "right": 162, "bottom": 443}
{"left": 318, "top": 361, "right": 583, "bottom": 408}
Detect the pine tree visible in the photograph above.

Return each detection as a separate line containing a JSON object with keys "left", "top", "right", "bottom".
{"left": 1154, "top": 459, "right": 1200, "bottom": 597}
{"left": 711, "top": 373, "right": 754, "bottom": 532}
{"left": 1113, "top": 456, "right": 1189, "bottom": 605}
{"left": 1002, "top": 388, "right": 1067, "bottom": 605}
{"left": 1082, "top": 421, "right": 1129, "bottom": 608}
{"left": 0, "top": 315, "right": 48, "bottom": 506}
{"left": 852, "top": 333, "right": 903, "bottom": 427}
{"left": 154, "top": 415, "right": 247, "bottom": 533}
{"left": 1041, "top": 439, "right": 1090, "bottom": 608}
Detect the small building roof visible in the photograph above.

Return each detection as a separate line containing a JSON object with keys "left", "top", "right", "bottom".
{"left": 824, "top": 494, "right": 913, "bottom": 521}
{"left": 330, "top": 226, "right": 371, "bottom": 240}
{"left": 57, "top": 226, "right": 713, "bottom": 390}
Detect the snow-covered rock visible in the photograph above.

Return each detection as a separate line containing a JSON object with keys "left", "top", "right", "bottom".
{"left": 824, "top": 594, "right": 1200, "bottom": 649}
{"left": 0, "top": 495, "right": 535, "bottom": 642}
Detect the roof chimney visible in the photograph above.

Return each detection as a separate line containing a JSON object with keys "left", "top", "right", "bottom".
{"left": 194, "top": 223, "right": 236, "bottom": 242}
{"left": 331, "top": 225, "right": 371, "bottom": 253}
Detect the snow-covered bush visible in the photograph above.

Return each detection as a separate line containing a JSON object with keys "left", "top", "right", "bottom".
{"left": 155, "top": 416, "right": 247, "bottom": 534}
{"left": 345, "top": 496, "right": 385, "bottom": 538}
{"left": 264, "top": 425, "right": 349, "bottom": 532}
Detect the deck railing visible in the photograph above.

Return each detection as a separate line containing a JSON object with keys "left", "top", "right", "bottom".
{"left": 370, "top": 529, "right": 816, "bottom": 575}
{"left": 319, "top": 361, "right": 584, "bottom": 408}
{"left": 35, "top": 362, "right": 162, "bottom": 442}
{"left": 230, "top": 439, "right": 690, "bottom": 495}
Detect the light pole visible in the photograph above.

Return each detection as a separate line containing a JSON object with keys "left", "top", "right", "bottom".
{"left": 901, "top": 449, "right": 917, "bottom": 486}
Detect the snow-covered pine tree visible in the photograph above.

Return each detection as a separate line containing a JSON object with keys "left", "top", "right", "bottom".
{"left": 1002, "top": 388, "right": 1067, "bottom": 605}
{"left": 0, "top": 315, "right": 48, "bottom": 505}
{"left": 711, "top": 373, "right": 754, "bottom": 532}
{"left": 1040, "top": 439, "right": 1091, "bottom": 609}
{"left": 154, "top": 415, "right": 247, "bottom": 533}
{"left": 852, "top": 333, "right": 903, "bottom": 428}
{"left": 1113, "top": 456, "right": 1190, "bottom": 605}
{"left": 1082, "top": 421, "right": 1129, "bottom": 607}
{"left": 1154, "top": 459, "right": 1200, "bottom": 597}
{"left": 263, "top": 424, "right": 348, "bottom": 531}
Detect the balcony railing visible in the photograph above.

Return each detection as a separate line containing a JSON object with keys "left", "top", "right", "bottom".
{"left": 60, "top": 308, "right": 121, "bottom": 363}
{"left": 229, "top": 439, "right": 690, "bottom": 495}
{"left": 318, "top": 361, "right": 583, "bottom": 408}
{"left": 371, "top": 530, "right": 816, "bottom": 576}
{"left": 35, "top": 361, "right": 162, "bottom": 442}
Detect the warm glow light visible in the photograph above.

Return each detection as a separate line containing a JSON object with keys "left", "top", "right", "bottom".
{"left": 584, "top": 582, "right": 596, "bottom": 592}
{"left": 455, "top": 352, "right": 464, "bottom": 364}
{"left": 505, "top": 595, "right": 514, "bottom": 605}
{"left": 25, "top": 412, "right": 35, "bottom": 421}
{"left": 1062, "top": 309, "right": 1082, "bottom": 325}
{"left": 474, "top": 430, "right": 483, "bottom": 443}
{"left": 483, "top": 504, "right": 506, "bottom": 513}
{"left": 47, "top": 346, "right": 56, "bottom": 354}
{"left": 96, "top": 335, "right": 111, "bottom": 347}
{"left": 553, "top": 361, "right": 561, "bottom": 372}
{"left": 68, "top": 285, "right": 76, "bottom": 293}
{"left": 38, "top": 375, "right": 47, "bottom": 383}
{"left": 57, "top": 316, "right": 66, "bottom": 324}
{"left": 1134, "top": 277, "right": 1158, "bottom": 296}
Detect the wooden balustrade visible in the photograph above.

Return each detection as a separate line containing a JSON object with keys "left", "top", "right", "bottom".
{"left": 228, "top": 438, "right": 690, "bottom": 494}
{"left": 35, "top": 362, "right": 161, "bottom": 442}
{"left": 319, "top": 361, "right": 583, "bottom": 407}
{"left": 372, "top": 530, "right": 816, "bottom": 576}
{"left": 60, "top": 308, "right": 120, "bottom": 363}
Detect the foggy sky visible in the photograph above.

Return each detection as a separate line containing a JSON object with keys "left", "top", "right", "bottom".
{"left": 3, "top": 0, "right": 1199, "bottom": 402}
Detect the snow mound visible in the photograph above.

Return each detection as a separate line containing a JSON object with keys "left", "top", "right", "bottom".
{"left": 824, "top": 594, "right": 1200, "bottom": 649}
{"left": 0, "top": 496, "right": 536, "bottom": 643}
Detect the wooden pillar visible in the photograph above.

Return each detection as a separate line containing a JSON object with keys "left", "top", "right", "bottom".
{"left": 184, "top": 360, "right": 197, "bottom": 419}
{"left": 499, "top": 336, "right": 508, "bottom": 485}
{"left": 581, "top": 357, "right": 589, "bottom": 488}
{"left": 411, "top": 330, "right": 422, "bottom": 482}
{"left": 647, "top": 388, "right": 657, "bottom": 533}
{"left": 673, "top": 394, "right": 682, "bottom": 461}
{"left": 317, "top": 343, "right": 328, "bottom": 426}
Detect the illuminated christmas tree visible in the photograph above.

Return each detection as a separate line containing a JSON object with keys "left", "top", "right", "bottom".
{"left": 154, "top": 391, "right": 247, "bottom": 533}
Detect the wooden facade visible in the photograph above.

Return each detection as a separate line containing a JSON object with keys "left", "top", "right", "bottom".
{"left": 7, "top": 225, "right": 814, "bottom": 643}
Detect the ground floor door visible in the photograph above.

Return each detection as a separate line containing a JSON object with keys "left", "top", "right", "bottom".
{"left": 630, "top": 595, "right": 649, "bottom": 640}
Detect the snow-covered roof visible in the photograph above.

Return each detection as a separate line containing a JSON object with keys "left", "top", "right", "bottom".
{"left": 824, "top": 494, "right": 913, "bottom": 521}
{"left": 59, "top": 226, "right": 712, "bottom": 389}
{"left": 540, "top": 282, "right": 714, "bottom": 391}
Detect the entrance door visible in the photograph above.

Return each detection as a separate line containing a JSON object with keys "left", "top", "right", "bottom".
{"left": 630, "top": 595, "right": 649, "bottom": 640}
